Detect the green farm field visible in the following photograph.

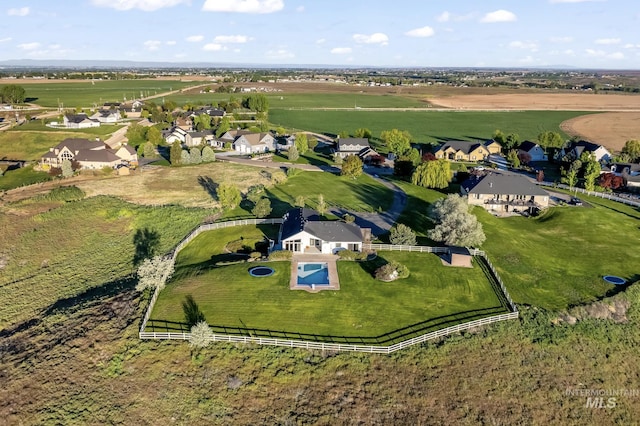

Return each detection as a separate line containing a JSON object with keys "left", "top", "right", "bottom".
{"left": 21, "top": 80, "right": 196, "bottom": 108}
{"left": 269, "top": 110, "right": 590, "bottom": 143}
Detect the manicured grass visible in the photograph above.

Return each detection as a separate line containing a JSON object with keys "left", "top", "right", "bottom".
{"left": 164, "top": 92, "right": 427, "bottom": 109}
{"left": 0, "top": 196, "right": 207, "bottom": 328}
{"left": 267, "top": 170, "right": 394, "bottom": 214}
{"left": 271, "top": 147, "right": 334, "bottom": 167}
{"left": 0, "top": 129, "right": 120, "bottom": 161}
{"left": 151, "top": 250, "right": 505, "bottom": 342}
{"left": 23, "top": 80, "right": 196, "bottom": 108}
{"left": 0, "top": 165, "right": 51, "bottom": 191}
{"left": 9, "top": 121, "right": 125, "bottom": 136}
{"left": 269, "top": 110, "right": 589, "bottom": 143}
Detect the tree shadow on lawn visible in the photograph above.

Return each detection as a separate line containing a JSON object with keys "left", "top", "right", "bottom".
{"left": 145, "top": 306, "right": 507, "bottom": 345}
{"left": 197, "top": 175, "right": 218, "bottom": 201}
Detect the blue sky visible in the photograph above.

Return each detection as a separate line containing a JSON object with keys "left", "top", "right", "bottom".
{"left": 1, "top": 0, "right": 639, "bottom": 68}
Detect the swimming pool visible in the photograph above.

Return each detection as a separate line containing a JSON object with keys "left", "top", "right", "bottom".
{"left": 297, "top": 262, "right": 329, "bottom": 285}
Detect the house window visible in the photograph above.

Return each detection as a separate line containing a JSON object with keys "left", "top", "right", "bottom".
{"left": 348, "top": 243, "right": 359, "bottom": 251}
{"left": 335, "top": 243, "right": 342, "bottom": 248}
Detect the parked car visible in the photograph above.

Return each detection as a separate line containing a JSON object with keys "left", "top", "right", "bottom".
{"left": 570, "top": 197, "right": 583, "bottom": 206}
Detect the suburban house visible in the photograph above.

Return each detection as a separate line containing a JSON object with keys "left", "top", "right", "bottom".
{"left": 232, "top": 132, "right": 275, "bottom": 154}
{"left": 518, "top": 140, "right": 547, "bottom": 162}
{"left": 335, "top": 138, "right": 376, "bottom": 160}
{"left": 461, "top": 172, "right": 550, "bottom": 214}
{"left": 188, "top": 106, "right": 225, "bottom": 119}
{"left": 434, "top": 140, "right": 499, "bottom": 162}
{"left": 175, "top": 117, "right": 193, "bottom": 131}
{"left": 278, "top": 208, "right": 364, "bottom": 254}
{"left": 275, "top": 134, "right": 296, "bottom": 151}
{"left": 606, "top": 162, "right": 640, "bottom": 176}
{"left": 63, "top": 113, "right": 100, "bottom": 129}
{"left": 165, "top": 127, "right": 188, "bottom": 144}
{"left": 555, "top": 140, "right": 612, "bottom": 163}
{"left": 91, "top": 109, "right": 121, "bottom": 124}
{"left": 185, "top": 130, "right": 215, "bottom": 147}
{"left": 40, "top": 138, "right": 138, "bottom": 170}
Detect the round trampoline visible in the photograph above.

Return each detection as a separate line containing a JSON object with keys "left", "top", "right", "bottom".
{"left": 249, "top": 266, "right": 275, "bottom": 277}
{"left": 603, "top": 275, "right": 626, "bottom": 285}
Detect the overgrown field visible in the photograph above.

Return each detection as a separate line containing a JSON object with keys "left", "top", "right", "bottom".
{"left": 0, "top": 195, "right": 206, "bottom": 329}
{"left": 269, "top": 110, "right": 589, "bottom": 143}
{"left": 151, "top": 231, "right": 505, "bottom": 340}
{"left": 22, "top": 80, "right": 196, "bottom": 108}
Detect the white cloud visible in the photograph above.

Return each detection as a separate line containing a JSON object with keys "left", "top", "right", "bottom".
{"left": 405, "top": 26, "right": 435, "bottom": 38}
{"left": 265, "top": 49, "right": 294, "bottom": 59}
{"left": 519, "top": 55, "right": 535, "bottom": 64}
{"left": 437, "top": 11, "right": 450, "bottom": 22}
{"left": 166, "top": 40, "right": 176, "bottom": 45}
{"left": 316, "top": 38, "right": 326, "bottom": 44}
{"left": 608, "top": 51, "right": 624, "bottom": 59}
{"left": 91, "top": 0, "right": 188, "bottom": 11}
{"left": 509, "top": 41, "right": 538, "bottom": 51}
{"left": 203, "top": 43, "right": 227, "bottom": 51}
{"left": 595, "top": 38, "right": 620, "bottom": 45}
{"left": 296, "top": 5, "right": 304, "bottom": 12}
{"left": 144, "top": 40, "right": 162, "bottom": 51}
{"left": 7, "top": 7, "right": 30, "bottom": 16}
{"left": 585, "top": 49, "right": 624, "bottom": 59}
{"left": 18, "top": 42, "right": 41, "bottom": 50}
{"left": 202, "top": 0, "right": 284, "bottom": 14}
{"left": 186, "top": 35, "right": 204, "bottom": 42}
{"left": 549, "top": 36, "right": 573, "bottom": 43}
{"left": 353, "top": 33, "right": 389, "bottom": 45}
{"left": 623, "top": 43, "right": 640, "bottom": 49}
{"left": 213, "top": 35, "right": 252, "bottom": 43}
{"left": 0, "top": 37, "right": 12, "bottom": 43}
{"left": 564, "top": 49, "right": 576, "bottom": 56}
{"left": 480, "top": 10, "right": 517, "bottom": 23}
{"left": 331, "top": 47, "right": 352, "bottom": 54}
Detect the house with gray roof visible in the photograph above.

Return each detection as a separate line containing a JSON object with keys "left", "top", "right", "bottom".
{"left": 461, "top": 172, "right": 549, "bottom": 214}
{"left": 335, "top": 138, "right": 376, "bottom": 160}
{"left": 518, "top": 140, "right": 547, "bottom": 162}
{"left": 555, "top": 140, "right": 611, "bottom": 163}
{"left": 40, "top": 138, "right": 137, "bottom": 170}
{"left": 63, "top": 113, "right": 100, "bottom": 129}
{"left": 278, "top": 208, "right": 363, "bottom": 254}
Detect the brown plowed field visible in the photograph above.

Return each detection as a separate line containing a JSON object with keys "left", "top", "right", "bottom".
{"left": 428, "top": 93, "right": 640, "bottom": 111}
{"left": 559, "top": 112, "right": 640, "bottom": 152}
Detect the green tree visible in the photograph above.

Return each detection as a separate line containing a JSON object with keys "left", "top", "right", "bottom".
{"left": 201, "top": 145, "right": 215, "bottom": 162}
{"left": 287, "top": 145, "right": 299, "bottom": 161}
{"left": 493, "top": 129, "right": 506, "bottom": 147}
{"left": 193, "top": 113, "right": 212, "bottom": 131}
{"left": 582, "top": 154, "right": 601, "bottom": 191}
{"left": 182, "top": 294, "right": 206, "bottom": 327}
{"left": 338, "top": 130, "right": 350, "bottom": 138}
{"left": 61, "top": 159, "right": 73, "bottom": 178}
{"left": 537, "top": 131, "right": 564, "bottom": 150}
{"left": 271, "top": 170, "right": 287, "bottom": 185}
{"left": 0, "top": 84, "right": 26, "bottom": 104}
{"left": 399, "top": 147, "right": 421, "bottom": 167}
{"left": 504, "top": 133, "right": 520, "bottom": 151}
{"left": 190, "top": 147, "right": 202, "bottom": 164}
{"left": 380, "top": 129, "right": 412, "bottom": 157}
{"left": 136, "top": 255, "right": 174, "bottom": 292}
{"left": 146, "top": 126, "right": 163, "bottom": 145}
{"left": 341, "top": 155, "right": 363, "bottom": 179}
{"left": 295, "top": 133, "right": 309, "bottom": 155}
{"left": 180, "top": 150, "right": 191, "bottom": 165}
{"left": 295, "top": 195, "right": 305, "bottom": 208}
{"left": 170, "top": 141, "right": 182, "bottom": 165}
{"left": 622, "top": 139, "right": 640, "bottom": 162}
{"left": 308, "top": 137, "right": 318, "bottom": 151}
{"left": 246, "top": 184, "right": 265, "bottom": 204}
{"left": 507, "top": 150, "right": 520, "bottom": 168}
{"left": 333, "top": 153, "right": 343, "bottom": 165}
{"left": 244, "top": 94, "right": 269, "bottom": 112}
{"left": 354, "top": 128, "right": 372, "bottom": 139}
{"left": 216, "top": 116, "right": 231, "bottom": 138}
{"left": 126, "top": 123, "right": 148, "bottom": 146}
{"left": 561, "top": 167, "right": 578, "bottom": 187}
{"left": 252, "top": 197, "right": 272, "bottom": 218}
{"left": 428, "top": 194, "right": 486, "bottom": 247}
{"left": 316, "top": 194, "right": 327, "bottom": 216}
{"left": 411, "top": 159, "right": 451, "bottom": 189}
{"left": 217, "top": 182, "right": 241, "bottom": 209}
{"left": 275, "top": 126, "right": 286, "bottom": 136}
{"left": 143, "top": 141, "right": 157, "bottom": 158}
{"left": 389, "top": 224, "right": 416, "bottom": 245}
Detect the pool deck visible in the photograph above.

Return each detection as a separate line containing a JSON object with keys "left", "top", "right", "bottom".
{"left": 290, "top": 254, "right": 340, "bottom": 292}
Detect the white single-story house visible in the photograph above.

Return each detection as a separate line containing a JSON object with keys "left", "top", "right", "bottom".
{"left": 278, "top": 208, "right": 363, "bottom": 254}
{"left": 166, "top": 127, "right": 188, "bottom": 144}
{"left": 518, "top": 140, "right": 547, "bottom": 162}
{"left": 63, "top": 113, "right": 100, "bottom": 129}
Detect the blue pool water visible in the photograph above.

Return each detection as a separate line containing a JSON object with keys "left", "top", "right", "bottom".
{"left": 297, "top": 262, "right": 329, "bottom": 285}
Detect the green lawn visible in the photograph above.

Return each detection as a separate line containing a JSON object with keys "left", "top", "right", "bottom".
{"left": 151, "top": 249, "right": 506, "bottom": 343}
{"left": 270, "top": 146, "right": 334, "bottom": 167}
{"left": 269, "top": 110, "right": 590, "bottom": 143}
{"left": 9, "top": 121, "right": 125, "bottom": 136}
{"left": 0, "top": 165, "right": 51, "bottom": 191}
{"left": 23, "top": 80, "right": 196, "bottom": 108}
